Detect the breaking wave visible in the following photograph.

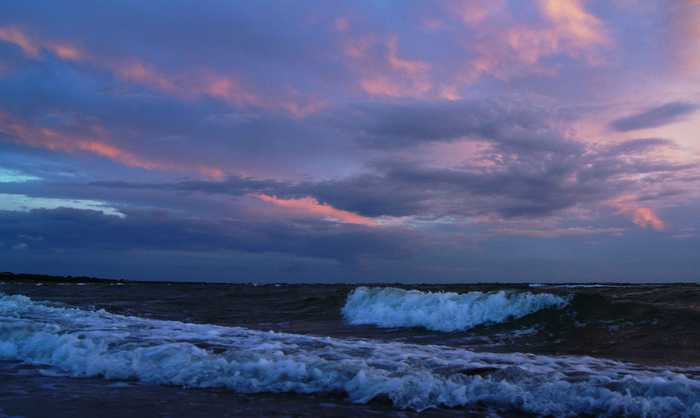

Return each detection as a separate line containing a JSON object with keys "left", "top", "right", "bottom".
{"left": 1, "top": 292, "right": 699, "bottom": 416}
{"left": 342, "top": 287, "right": 568, "bottom": 332}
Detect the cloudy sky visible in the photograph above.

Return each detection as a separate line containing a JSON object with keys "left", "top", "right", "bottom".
{"left": 0, "top": 0, "right": 699, "bottom": 282}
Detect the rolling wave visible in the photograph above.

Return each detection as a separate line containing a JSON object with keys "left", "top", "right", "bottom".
{"left": 342, "top": 287, "right": 568, "bottom": 332}
{"left": 1, "top": 292, "right": 699, "bottom": 416}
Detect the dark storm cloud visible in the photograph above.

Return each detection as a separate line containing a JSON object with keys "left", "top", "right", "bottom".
{"left": 340, "top": 99, "right": 583, "bottom": 153}
{"left": 312, "top": 159, "right": 602, "bottom": 219}
{"left": 0, "top": 207, "right": 411, "bottom": 264}
{"left": 610, "top": 102, "right": 699, "bottom": 132}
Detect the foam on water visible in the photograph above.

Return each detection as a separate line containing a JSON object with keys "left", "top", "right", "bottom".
{"left": 342, "top": 287, "right": 568, "bottom": 332}
{"left": 1, "top": 292, "right": 699, "bottom": 416}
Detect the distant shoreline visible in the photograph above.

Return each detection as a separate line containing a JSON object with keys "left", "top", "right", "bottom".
{"left": 0, "top": 272, "right": 125, "bottom": 284}
{"left": 1, "top": 271, "right": 696, "bottom": 287}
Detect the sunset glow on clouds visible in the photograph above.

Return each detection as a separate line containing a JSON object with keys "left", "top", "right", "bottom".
{"left": 613, "top": 195, "right": 667, "bottom": 231}
{"left": 0, "top": 1, "right": 699, "bottom": 282}
{"left": 255, "top": 194, "right": 378, "bottom": 227}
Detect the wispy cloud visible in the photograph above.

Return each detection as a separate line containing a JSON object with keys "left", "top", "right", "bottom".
{"left": 0, "top": 111, "right": 224, "bottom": 178}
{"left": 610, "top": 102, "right": 699, "bottom": 132}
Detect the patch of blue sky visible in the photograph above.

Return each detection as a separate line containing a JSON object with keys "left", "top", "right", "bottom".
{"left": 0, "top": 193, "right": 124, "bottom": 217}
{"left": 0, "top": 168, "right": 40, "bottom": 183}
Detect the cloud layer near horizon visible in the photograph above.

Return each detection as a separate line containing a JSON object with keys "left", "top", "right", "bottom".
{"left": 1, "top": 0, "right": 699, "bottom": 282}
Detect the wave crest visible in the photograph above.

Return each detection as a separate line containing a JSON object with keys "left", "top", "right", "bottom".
{"left": 342, "top": 287, "right": 568, "bottom": 332}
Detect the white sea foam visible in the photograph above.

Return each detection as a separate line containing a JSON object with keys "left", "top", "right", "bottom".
{"left": 1, "top": 292, "right": 699, "bottom": 416}
{"left": 342, "top": 287, "right": 568, "bottom": 332}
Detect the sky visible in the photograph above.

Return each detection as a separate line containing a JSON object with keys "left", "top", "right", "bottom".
{"left": 0, "top": 0, "right": 699, "bottom": 282}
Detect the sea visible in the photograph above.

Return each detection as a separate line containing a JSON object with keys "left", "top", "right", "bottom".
{"left": 1, "top": 279, "right": 699, "bottom": 417}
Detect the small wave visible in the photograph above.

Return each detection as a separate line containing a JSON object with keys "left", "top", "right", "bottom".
{"left": 1, "top": 292, "right": 699, "bottom": 416}
{"left": 342, "top": 287, "right": 568, "bottom": 332}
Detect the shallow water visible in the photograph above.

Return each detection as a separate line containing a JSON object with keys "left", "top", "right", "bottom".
{"left": 1, "top": 280, "right": 699, "bottom": 417}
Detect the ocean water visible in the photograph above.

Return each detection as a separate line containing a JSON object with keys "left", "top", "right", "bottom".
{"left": 1, "top": 281, "right": 699, "bottom": 417}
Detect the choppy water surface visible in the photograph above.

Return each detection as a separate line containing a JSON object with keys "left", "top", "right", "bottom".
{"left": 1, "top": 280, "right": 699, "bottom": 417}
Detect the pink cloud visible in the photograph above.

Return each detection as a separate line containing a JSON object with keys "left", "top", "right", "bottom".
{"left": 255, "top": 194, "right": 377, "bottom": 226}
{"left": 337, "top": 0, "right": 612, "bottom": 102}
{"left": 344, "top": 36, "right": 374, "bottom": 59}
{"left": 0, "top": 25, "right": 87, "bottom": 61}
{"left": 359, "top": 77, "right": 403, "bottom": 97}
{"left": 613, "top": 195, "right": 667, "bottom": 231}
{"left": 442, "top": 0, "right": 610, "bottom": 98}
{"left": 348, "top": 35, "right": 432, "bottom": 98}
{"left": 47, "top": 43, "right": 83, "bottom": 61}
{"left": 334, "top": 17, "right": 350, "bottom": 32}
{"left": 115, "top": 61, "right": 180, "bottom": 94}
{"left": 201, "top": 73, "right": 264, "bottom": 108}
{"left": 0, "top": 26, "right": 320, "bottom": 118}
{"left": 202, "top": 74, "right": 327, "bottom": 117}
{"left": 278, "top": 93, "right": 329, "bottom": 118}
{"left": 0, "top": 111, "right": 224, "bottom": 178}
{"left": 449, "top": 0, "right": 505, "bottom": 26}
{"left": 385, "top": 36, "right": 431, "bottom": 76}
{"left": 0, "top": 26, "right": 40, "bottom": 57}
{"left": 537, "top": 0, "right": 610, "bottom": 49}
